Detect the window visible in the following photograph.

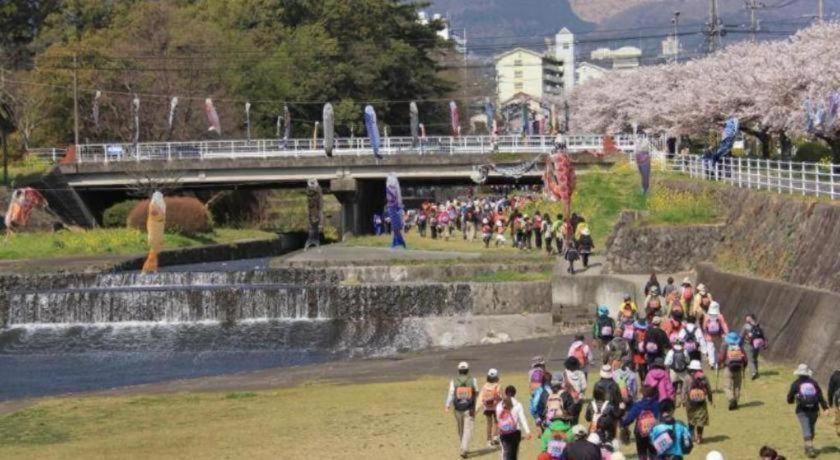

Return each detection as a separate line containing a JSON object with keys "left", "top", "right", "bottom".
{"left": 514, "top": 82, "right": 524, "bottom": 90}
{"left": 513, "top": 59, "right": 523, "bottom": 66}
{"left": 563, "top": 44, "right": 570, "bottom": 50}
{"left": 514, "top": 70, "right": 523, "bottom": 78}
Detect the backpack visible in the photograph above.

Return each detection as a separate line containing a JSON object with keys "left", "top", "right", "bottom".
{"left": 564, "top": 375, "right": 583, "bottom": 402}
{"left": 682, "top": 329, "right": 699, "bottom": 353}
{"left": 725, "top": 346, "right": 745, "bottom": 371}
{"left": 750, "top": 324, "right": 767, "bottom": 350}
{"left": 480, "top": 383, "right": 500, "bottom": 411}
{"left": 545, "top": 391, "right": 568, "bottom": 421}
{"left": 621, "top": 323, "right": 635, "bottom": 340}
{"left": 453, "top": 376, "right": 475, "bottom": 412}
{"left": 706, "top": 316, "right": 722, "bottom": 335}
{"left": 671, "top": 350, "right": 689, "bottom": 373}
{"left": 589, "top": 401, "right": 610, "bottom": 433}
{"left": 797, "top": 381, "right": 820, "bottom": 410}
{"left": 651, "top": 425, "right": 676, "bottom": 455}
{"left": 497, "top": 407, "right": 518, "bottom": 435}
{"left": 688, "top": 378, "right": 708, "bottom": 404}
{"left": 636, "top": 409, "right": 657, "bottom": 437}
{"left": 644, "top": 340, "right": 660, "bottom": 355}
{"left": 598, "top": 317, "right": 614, "bottom": 340}
{"left": 634, "top": 329, "right": 648, "bottom": 354}
{"left": 546, "top": 437, "right": 567, "bottom": 459}
{"left": 572, "top": 343, "right": 589, "bottom": 367}
{"left": 530, "top": 368, "right": 546, "bottom": 392}
{"left": 615, "top": 371, "right": 632, "bottom": 402}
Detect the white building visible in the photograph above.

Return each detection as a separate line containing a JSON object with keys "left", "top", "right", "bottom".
{"left": 590, "top": 46, "right": 642, "bottom": 70}
{"left": 495, "top": 48, "right": 563, "bottom": 105}
{"left": 418, "top": 12, "right": 450, "bottom": 41}
{"left": 576, "top": 61, "right": 609, "bottom": 85}
{"left": 555, "top": 28, "right": 576, "bottom": 93}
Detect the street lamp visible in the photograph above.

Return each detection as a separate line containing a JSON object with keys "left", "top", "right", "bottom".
{"left": 672, "top": 11, "right": 681, "bottom": 63}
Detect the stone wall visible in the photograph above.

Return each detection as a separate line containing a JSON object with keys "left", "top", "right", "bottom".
{"left": 603, "top": 211, "right": 723, "bottom": 274}
{"left": 696, "top": 263, "right": 840, "bottom": 380}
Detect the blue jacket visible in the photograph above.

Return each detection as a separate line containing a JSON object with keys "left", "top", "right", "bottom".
{"left": 650, "top": 420, "right": 692, "bottom": 457}
{"left": 530, "top": 384, "right": 551, "bottom": 422}
{"left": 621, "top": 397, "right": 661, "bottom": 427}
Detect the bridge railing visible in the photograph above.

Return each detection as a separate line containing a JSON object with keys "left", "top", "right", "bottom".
{"left": 71, "top": 134, "right": 649, "bottom": 164}
{"left": 667, "top": 155, "right": 839, "bottom": 200}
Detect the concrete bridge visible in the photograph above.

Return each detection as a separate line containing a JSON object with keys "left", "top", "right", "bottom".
{"left": 45, "top": 134, "right": 644, "bottom": 235}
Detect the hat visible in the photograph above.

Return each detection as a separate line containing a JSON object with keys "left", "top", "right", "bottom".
{"left": 706, "top": 451, "right": 725, "bottom": 460}
{"left": 697, "top": 283, "right": 707, "bottom": 294}
{"left": 623, "top": 293, "right": 632, "bottom": 301}
{"left": 581, "top": 228, "right": 590, "bottom": 236}
{"left": 571, "top": 425, "right": 587, "bottom": 438}
{"left": 793, "top": 363, "right": 813, "bottom": 377}
{"left": 708, "top": 301, "right": 721, "bottom": 315}
{"left": 457, "top": 361, "right": 469, "bottom": 371}
{"left": 725, "top": 331, "right": 741, "bottom": 346}
{"left": 487, "top": 368, "right": 499, "bottom": 378}
{"left": 652, "top": 357, "right": 666, "bottom": 368}
{"left": 600, "top": 364, "right": 613, "bottom": 379}
{"left": 550, "top": 373, "right": 564, "bottom": 386}
{"left": 651, "top": 316, "right": 662, "bottom": 325}
{"left": 611, "top": 453, "right": 627, "bottom": 460}
{"left": 597, "top": 305, "right": 610, "bottom": 317}
{"left": 682, "top": 277, "right": 692, "bottom": 285}
{"left": 586, "top": 432, "right": 601, "bottom": 444}
{"left": 650, "top": 286, "right": 660, "bottom": 295}
{"left": 531, "top": 355, "right": 546, "bottom": 367}
{"left": 482, "top": 218, "right": 489, "bottom": 224}
{"left": 688, "top": 360, "right": 703, "bottom": 371}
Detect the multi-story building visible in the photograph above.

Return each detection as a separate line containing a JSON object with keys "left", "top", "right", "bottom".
{"left": 495, "top": 48, "right": 564, "bottom": 104}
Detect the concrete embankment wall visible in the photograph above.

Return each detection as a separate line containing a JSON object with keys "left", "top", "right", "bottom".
{"left": 696, "top": 263, "right": 840, "bottom": 380}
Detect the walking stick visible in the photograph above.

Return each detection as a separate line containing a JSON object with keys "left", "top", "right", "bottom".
{"left": 715, "top": 365, "right": 720, "bottom": 392}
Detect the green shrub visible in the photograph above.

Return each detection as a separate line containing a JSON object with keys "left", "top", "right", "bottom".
{"left": 127, "top": 196, "right": 213, "bottom": 235}
{"left": 794, "top": 141, "right": 831, "bottom": 163}
{"left": 102, "top": 200, "right": 140, "bottom": 228}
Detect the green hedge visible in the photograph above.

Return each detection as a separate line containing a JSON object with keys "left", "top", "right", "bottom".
{"left": 102, "top": 200, "right": 140, "bottom": 228}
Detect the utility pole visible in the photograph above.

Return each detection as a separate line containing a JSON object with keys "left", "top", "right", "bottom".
{"left": 672, "top": 11, "right": 681, "bottom": 63}
{"left": 72, "top": 53, "right": 80, "bottom": 147}
{"left": 706, "top": 0, "right": 723, "bottom": 53}
{"left": 746, "top": 1, "right": 765, "bottom": 42}
{"left": 818, "top": 0, "right": 824, "bottom": 21}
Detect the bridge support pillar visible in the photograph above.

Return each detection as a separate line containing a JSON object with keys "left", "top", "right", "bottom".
{"left": 330, "top": 178, "right": 385, "bottom": 240}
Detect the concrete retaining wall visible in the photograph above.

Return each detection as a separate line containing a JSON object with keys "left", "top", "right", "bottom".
{"left": 329, "top": 263, "right": 554, "bottom": 283}
{"left": 696, "top": 263, "right": 840, "bottom": 380}
{"left": 604, "top": 211, "right": 723, "bottom": 274}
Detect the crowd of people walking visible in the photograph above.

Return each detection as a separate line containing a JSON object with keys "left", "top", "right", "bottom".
{"left": 443, "top": 274, "right": 840, "bottom": 459}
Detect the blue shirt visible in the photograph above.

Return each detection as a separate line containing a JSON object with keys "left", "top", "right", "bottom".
{"left": 530, "top": 384, "right": 551, "bottom": 422}
{"left": 621, "top": 397, "right": 661, "bottom": 427}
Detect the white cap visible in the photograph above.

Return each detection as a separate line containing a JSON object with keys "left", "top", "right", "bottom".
{"left": 793, "top": 363, "right": 813, "bottom": 377}
{"left": 706, "top": 451, "right": 725, "bottom": 460}
{"left": 457, "top": 361, "right": 469, "bottom": 371}
{"left": 571, "top": 425, "right": 587, "bottom": 437}
{"left": 688, "top": 360, "right": 703, "bottom": 371}
{"left": 487, "top": 368, "right": 499, "bottom": 378}
{"left": 708, "top": 301, "right": 721, "bottom": 315}
{"left": 697, "top": 283, "right": 707, "bottom": 294}
{"left": 586, "top": 432, "right": 601, "bottom": 444}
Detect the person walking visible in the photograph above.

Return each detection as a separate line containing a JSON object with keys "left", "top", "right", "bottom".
{"left": 568, "top": 335, "right": 594, "bottom": 379}
{"left": 539, "top": 375, "right": 575, "bottom": 457}
{"left": 534, "top": 212, "right": 543, "bottom": 250}
{"left": 622, "top": 385, "right": 662, "bottom": 460}
{"left": 542, "top": 215, "right": 553, "bottom": 255}
{"left": 702, "top": 301, "right": 729, "bottom": 370}
{"left": 665, "top": 340, "right": 691, "bottom": 407}
{"left": 649, "top": 411, "right": 693, "bottom": 460}
{"left": 787, "top": 364, "right": 829, "bottom": 458}
{"left": 530, "top": 371, "right": 553, "bottom": 433}
{"left": 551, "top": 214, "right": 564, "bottom": 255}
{"left": 631, "top": 317, "right": 650, "bottom": 380}
{"left": 644, "top": 317, "right": 671, "bottom": 365}
{"left": 741, "top": 314, "right": 767, "bottom": 380}
{"left": 593, "top": 305, "right": 616, "bottom": 350}
{"left": 496, "top": 385, "right": 532, "bottom": 460}
{"left": 529, "top": 355, "right": 548, "bottom": 393}
{"left": 683, "top": 360, "right": 713, "bottom": 444}
{"left": 587, "top": 365, "right": 623, "bottom": 450}
{"left": 565, "top": 239, "right": 580, "bottom": 274}
{"left": 691, "top": 284, "right": 713, "bottom": 326}
{"left": 445, "top": 361, "right": 479, "bottom": 458}
{"left": 829, "top": 368, "right": 840, "bottom": 438}
{"left": 644, "top": 272, "right": 660, "bottom": 296}
{"left": 478, "top": 368, "right": 502, "bottom": 447}
{"left": 645, "top": 357, "right": 676, "bottom": 406}
{"left": 719, "top": 331, "right": 747, "bottom": 410}
{"left": 577, "top": 228, "right": 594, "bottom": 269}
{"left": 662, "top": 276, "right": 677, "bottom": 299}
{"left": 564, "top": 357, "right": 588, "bottom": 425}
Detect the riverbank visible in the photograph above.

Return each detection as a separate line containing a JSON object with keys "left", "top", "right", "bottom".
{"left": 0, "top": 339, "right": 833, "bottom": 459}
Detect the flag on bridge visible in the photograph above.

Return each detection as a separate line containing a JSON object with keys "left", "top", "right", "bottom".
{"left": 323, "top": 103, "right": 335, "bottom": 157}
{"left": 205, "top": 98, "right": 221, "bottom": 135}
{"left": 635, "top": 138, "right": 652, "bottom": 195}
{"left": 449, "top": 101, "right": 460, "bottom": 137}
{"left": 410, "top": 101, "right": 419, "bottom": 147}
{"left": 386, "top": 173, "right": 406, "bottom": 249}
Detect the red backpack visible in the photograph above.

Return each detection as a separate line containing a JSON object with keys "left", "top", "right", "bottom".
{"left": 636, "top": 409, "right": 657, "bottom": 437}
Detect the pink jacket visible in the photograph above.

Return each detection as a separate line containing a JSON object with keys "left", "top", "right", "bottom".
{"left": 644, "top": 367, "right": 675, "bottom": 402}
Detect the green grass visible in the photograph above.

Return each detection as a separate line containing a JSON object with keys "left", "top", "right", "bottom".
{"left": 0, "top": 228, "right": 277, "bottom": 261}
{"left": 446, "top": 269, "right": 553, "bottom": 283}
{"left": 0, "top": 363, "right": 833, "bottom": 459}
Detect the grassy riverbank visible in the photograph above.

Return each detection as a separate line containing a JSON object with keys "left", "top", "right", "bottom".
{"left": 0, "top": 363, "right": 834, "bottom": 459}
{"left": 0, "top": 228, "right": 277, "bottom": 261}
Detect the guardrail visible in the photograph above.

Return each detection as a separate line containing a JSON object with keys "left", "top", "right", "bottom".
{"left": 667, "top": 155, "right": 839, "bottom": 200}
{"left": 66, "top": 134, "right": 649, "bottom": 164}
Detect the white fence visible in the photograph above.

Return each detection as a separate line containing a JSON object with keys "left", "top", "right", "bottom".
{"left": 667, "top": 155, "right": 839, "bottom": 200}
{"left": 61, "top": 134, "right": 647, "bottom": 164}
